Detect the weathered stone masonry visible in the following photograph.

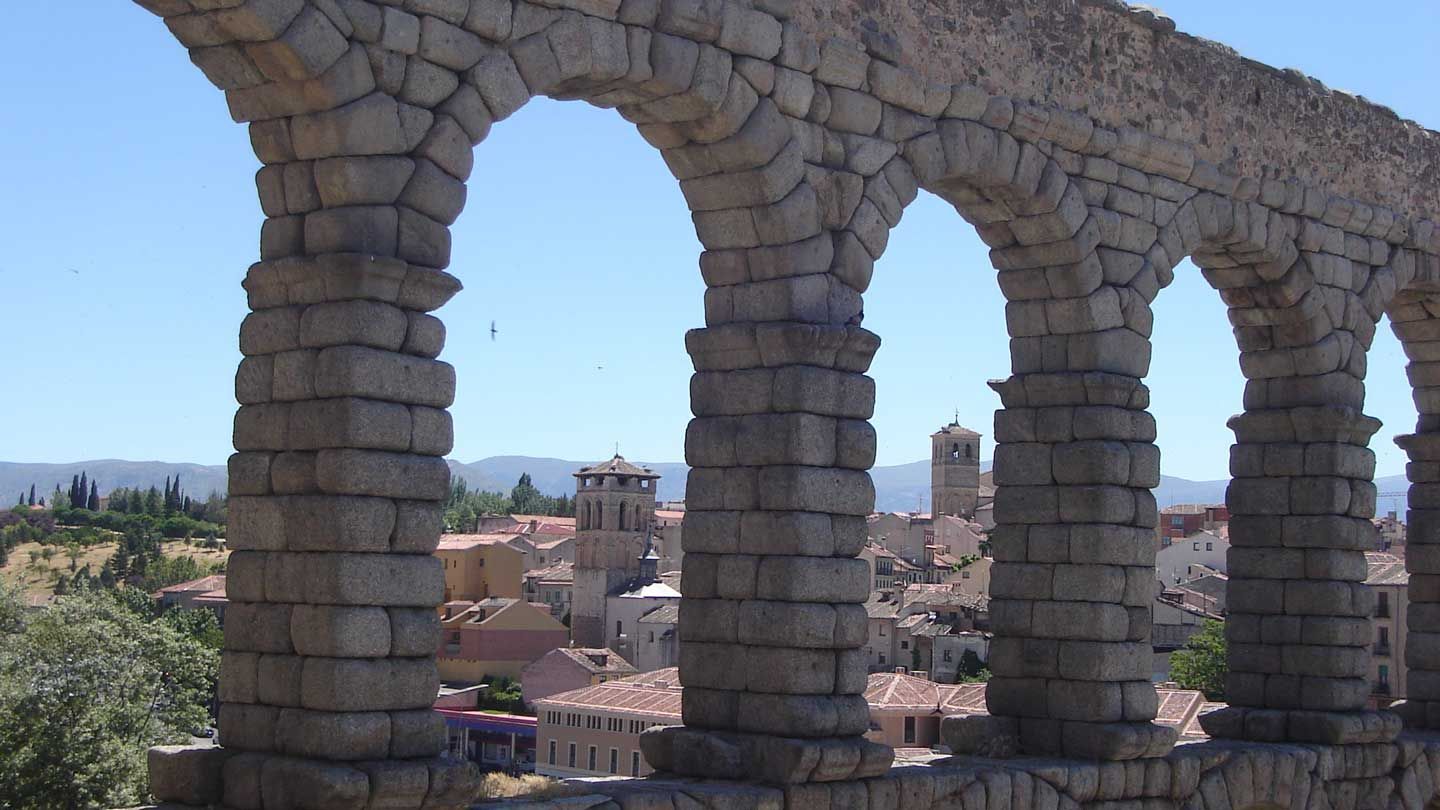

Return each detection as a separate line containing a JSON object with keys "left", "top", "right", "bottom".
{"left": 126, "top": 0, "right": 1440, "bottom": 807}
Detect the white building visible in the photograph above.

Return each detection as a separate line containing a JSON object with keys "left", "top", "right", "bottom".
{"left": 1155, "top": 530, "right": 1228, "bottom": 586}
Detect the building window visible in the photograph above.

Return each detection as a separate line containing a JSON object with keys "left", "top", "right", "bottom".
{"left": 568, "top": 743, "right": 576, "bottom": 768}
{"left": 879, "top": 654, "right": 886, "bottom": 666}
{"left": 901, "top": 640, "right": 909, "bottom": 651}
{"left": 609, "top": 748, "right": 619, "bottom": 775}
{"left": 617, "top": 620, "right": 623, "bottom": 638}
{"left": 879, "top": 625, "right": 886, "bottom": 636}
{"left": 632, "top": 751, "right": 641, "bottom": 777}
{"left": 1205, "top": 542, "right": 1213, "bottom": 551}
{"left": 588, "top": 746, "right": 597, "bottom": 772}
{"left": 649, "top": 632, "right": 655, "bottom": 643}
{"left": 961, "top": 570, "right": 970, "bottom": 579}
{"left": 943, "top": 650, "right": 953, "bottom": 663}
{"left": 904, "top": 716, "right": 916, "bottom": 744}
{"left": 1192, "top": 542, "right": 1200, "bottom": 551}
{"left": 549, "top": 740, "right": 557, "bottom": 765}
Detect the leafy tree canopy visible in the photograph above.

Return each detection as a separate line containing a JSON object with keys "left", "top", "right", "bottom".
{"left": 0, "top": 581, "right": 218, "bottom": 809}
{"left": 1170, "top": 619, "right": 1227, "bottom": 700}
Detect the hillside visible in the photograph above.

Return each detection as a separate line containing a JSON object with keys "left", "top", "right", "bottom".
{"left": 0, "top": 461, "right": 229, "bottom": 503}
{"left": 1, "top": 458, "right": 1412, "bottom": 515}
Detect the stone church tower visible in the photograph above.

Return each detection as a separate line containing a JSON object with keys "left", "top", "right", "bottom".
{"left": 931, "top": 422, "right": 981, "bottom": 518}
{"left": 570, "top": 455, "right": 659, "bottom": 648}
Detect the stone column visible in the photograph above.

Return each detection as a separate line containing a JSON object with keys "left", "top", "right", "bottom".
{"left": 1396, "top": 431, "right": 1440, "bottom": 727}
{"left": 1388, "top": 295, "right": 1440, "bottom": 728}
{"left": 146, "top": 45, "right": 484, "bottom": 810}
{"left": 641, "top": 324, "right": 893, "bottom": 784}
{"left": 1203, "top": 402, "right": 1399, "bottom": 744}
{"left": 946, "top": 369, "right": 1175, "bottom": 760}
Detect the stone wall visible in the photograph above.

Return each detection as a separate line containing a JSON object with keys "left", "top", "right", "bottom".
{"left": 481, "top": 734, "right": 1440, "bottom": 810}
{"left": 125, "top": 0, "right": 1440, "bottom": 807}
{"left": 787, "top": 0, "right": 1440, "bottom": 220}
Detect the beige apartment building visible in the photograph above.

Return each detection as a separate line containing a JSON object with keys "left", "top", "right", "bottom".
{"left": 536, "top": 670, "right": 1212, "bottom": 779}
{"left": 1369, "top": 552, "right": 1409, "bottom": 705}
{"left": 534, "top": 670, "right": 678, "bottom": 779}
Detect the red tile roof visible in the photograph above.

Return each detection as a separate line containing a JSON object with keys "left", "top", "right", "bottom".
{"left": 437, "top": 534, "right": 520, "bottom": 550}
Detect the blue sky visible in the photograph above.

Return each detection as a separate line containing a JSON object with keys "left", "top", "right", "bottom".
{"left": 0, "top": 2, "right": 1435, "bottom": 486}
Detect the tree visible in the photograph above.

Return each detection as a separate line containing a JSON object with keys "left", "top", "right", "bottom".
{"left": 78, "top": 473, "right": 88, "bottom": 510}
{"left": 143, "top": 487, "right": 161, "bottom": 516}
{"left": 1170, "top": 620, "right": 1227, "bottom": 700}
{"left": 68, "top": 476, "right": 80, "bottom": 509}
{"left": 959, "top": 649, "right": 990, "bottom": 683}
{"left": 87, "top": 481, "right": 99, "bottom": 512}
{"left": 27, "top": 485, "right": 35, "bottom": 507}
{"left": 510, "top": 473, "right": 543, "bottom": 515}
{"left": 0, "top": 583, "right": 218, "bottom": 809}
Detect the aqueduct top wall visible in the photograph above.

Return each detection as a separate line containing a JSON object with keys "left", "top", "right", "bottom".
{"left": 790, "top": 0, "right": 1440, "bottom": 220}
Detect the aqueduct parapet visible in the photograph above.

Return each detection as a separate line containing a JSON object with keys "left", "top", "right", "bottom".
{"left": 125, "top": 0, "right": 1440, "bottom": 807}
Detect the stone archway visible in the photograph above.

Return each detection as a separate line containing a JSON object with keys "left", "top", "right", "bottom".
{"left": 130, "top": 0, "right": 1440, "bottom": 807}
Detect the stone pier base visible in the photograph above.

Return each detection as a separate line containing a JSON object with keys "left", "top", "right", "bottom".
{"left": 481, "top": 733, "right": 1440, "bottom": 810}
{"left": 1198, "top": 707, "right": 1402, "bottom": 745}
{"left": 146, "top": 745, "right": 480, "bottom": 810}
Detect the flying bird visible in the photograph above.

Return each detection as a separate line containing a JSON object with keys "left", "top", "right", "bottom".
{"left": 490, "top": 321, "right": 498, "bottom": 341}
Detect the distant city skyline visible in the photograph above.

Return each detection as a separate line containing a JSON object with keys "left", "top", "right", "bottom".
{"left": 0, "top": 2, "right": 1435, "bottom": 481}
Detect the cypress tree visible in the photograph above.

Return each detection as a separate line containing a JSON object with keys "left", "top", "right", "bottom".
{"left": 164, "top": 476, "right": 173, "bottom": 512}
{"left": 16, "top": 492, "right": 22, "bottom": 507}
{"left": 78, "top": 472, "right": 88, "bottom": 507}
{"left": 27, "top": 484, "right": 35, "bottom": 507}
{"left": 87, "top": 481, "right": 99, "bottom": 512}
{"left": 69, "top": 475, "right": 80, "bottom": 507}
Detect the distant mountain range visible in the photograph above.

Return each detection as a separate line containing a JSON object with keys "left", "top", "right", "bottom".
{"left": 0, "top": 457, "right": 1413, "bottom": 516}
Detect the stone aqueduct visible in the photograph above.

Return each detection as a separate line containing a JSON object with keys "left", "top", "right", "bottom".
{"left": 128, "top": 0, "right": 1440, "bottom": 807}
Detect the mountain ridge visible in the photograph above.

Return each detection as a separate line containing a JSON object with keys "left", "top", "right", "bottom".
{"left": 0, "top": 457, "right": 1412, "bottom": 516}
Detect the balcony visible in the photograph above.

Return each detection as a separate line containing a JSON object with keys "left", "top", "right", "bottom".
{"left": 1375, "top": 643, "right": 1392, "bottom": 657}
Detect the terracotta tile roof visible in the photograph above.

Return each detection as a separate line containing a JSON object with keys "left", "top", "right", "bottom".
{"left": 537, "top": 668, "right": 683, "bottom": 720}
{"left": 1367, "top": 551, "right": 1409, "bottom": 586}
{"left": 655, "top": 510, "right": 686, "bottom": 521}
{"left": 156, "top": 574, "right": 227, "bottom": 595}
{"left": 1161, "top": 504, "right": 1216, "bottom": 515}
{"left": 637, "top": 604, "right": 679, "bottom": 624}
{"left": 865, "top": 595, "right": 901, "bottom": 619}
{"left": 903, "top": 584, "right": 989, "bottom": 611}
{"left": 866, "top": 672, "right": 951, "bottom": 713}
{"left": 896, "top": 613, "right": 929, "bottom": 631}
{"left": 574, "top": 455, "right": 659, "bottom": 479}
{"left": 510, "top": 515, "right": 577, "bottom": 528}
{"left": 554, "top": 648, "right": 638, "bottom": 676}
{"left": 933, "top": 423, "right": 981, "bottom": 438}
{"left": 534, "top": 537, "right": 574, "bottom": 549}
{"left": 527, "top": 562, "right": 575, "bottom": 584}
{"left": 437, "top": 533, "right": 520, "bottom": 550}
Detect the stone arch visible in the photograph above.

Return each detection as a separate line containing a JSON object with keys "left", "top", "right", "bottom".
{"left": 1381, "top": 248, "right": 1440, "bottom": 729}
{"left": 882, "top": 104, "right": 1174, "bottom": 759}
{"left": 1141, "top": 188, "right": 1403, "bottom": 739}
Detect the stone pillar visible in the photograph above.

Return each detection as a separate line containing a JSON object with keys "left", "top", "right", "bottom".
{"left": 946, "top": 370, "right": 1175, "bottom": 760}
{"left": 1396, "top": 431, "right": 1440, "bottom": 727}
{"left": 145, "top": 27, "right": 485, "bottom": 802}
{"left": 1202, "top": 403, "right": 1399, "bottom": 744}
{"left": 640, "top": 324, "right": 893, "bottom": 784}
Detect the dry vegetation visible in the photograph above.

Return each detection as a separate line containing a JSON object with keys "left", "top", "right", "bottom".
{"left": 477, "top": 773, "right": 594, "bottom": 801}
{"left": 0, "top": 539, "right": 228, "bottom": 600}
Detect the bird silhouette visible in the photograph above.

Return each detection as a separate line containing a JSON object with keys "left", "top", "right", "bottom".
{"left": 490, "top": 321, "right": 498, "bottom": 341}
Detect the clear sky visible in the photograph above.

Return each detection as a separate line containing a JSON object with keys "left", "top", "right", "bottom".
{"left": 0, "top": 2, "right": 1435, "bottom": 483}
